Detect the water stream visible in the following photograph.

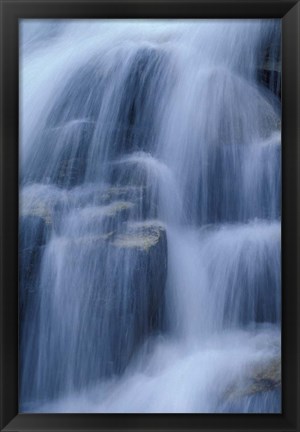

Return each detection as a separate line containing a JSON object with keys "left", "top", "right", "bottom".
{"left": 19, "top": 20, "right": 281, "bottom": 413}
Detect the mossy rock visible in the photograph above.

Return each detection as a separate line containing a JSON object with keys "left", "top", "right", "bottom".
{"left": 112, "top": 220, "right": 165, "bottom": 251}
{"left": 224, "top": 354, "right": 281, "bottom": 402}
{"left": 97, "top": 185, "right": 157, "bottom": 220}
{"left": 21, "top": 202, "right": 53, "bottom": 226}
{"left": 101, "top": 201, "right": 135, "bottom": 217}
{"left": 85, "top": 201, "right": 136, "bottom": 233}
{"left": 98, "top": 186, "right": 146, "bottom": 205}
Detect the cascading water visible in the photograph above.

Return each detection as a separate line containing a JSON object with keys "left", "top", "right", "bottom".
{"left": 19, "top": 19, "right": 281, "bottom": 413}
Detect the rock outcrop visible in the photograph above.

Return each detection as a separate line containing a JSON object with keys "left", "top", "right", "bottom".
{"left": 106, "top": 220, "right": 168, "bottom": 374}
{"left": 219, "top": 353, "right": 281, "bottom": 413}
{"left": 19, "top": 214, "right": 50, "bottom": 318}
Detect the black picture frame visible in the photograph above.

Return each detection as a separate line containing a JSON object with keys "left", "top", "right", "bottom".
{"left": 0, "top": 0, "right": 299, "bottom": 431}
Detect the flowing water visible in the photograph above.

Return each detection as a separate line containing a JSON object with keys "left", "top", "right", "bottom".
{"left": 19, "top": 20, "right": 281, "bottom": 413}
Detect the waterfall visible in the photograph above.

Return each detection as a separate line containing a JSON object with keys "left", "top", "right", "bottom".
{"left": 19, "top": 19, "right": 281, "bottom": 413}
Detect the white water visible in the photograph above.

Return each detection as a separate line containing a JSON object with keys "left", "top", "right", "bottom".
{"left": 19, "top": 20, "right": 281, "bottom": 413}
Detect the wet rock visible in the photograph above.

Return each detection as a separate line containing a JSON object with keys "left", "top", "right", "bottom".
{"left": 100, "top": 201, "right": 135, "bottom": 229}
{"left": 55, "top": 157, "right": 87, "bottom": 189}
{"left": 19, "top": 215, "right": 49, "bottom": 320}
{"left": 112, "top": 220, "right": 166, "bottom": 251}
{"left": 107, "top": 221, "right": 168, "bottom": 373}
{"left": 113, "top": 47, "right": 168, "bottom": 154}
{"left": 35, "top": 220, "right": 168, "bottom": 397}
{"left": 221, "top": 354, "right": 281, "bottom": 411}
{"left": 84, "top": 185, "right": 156, "bottom": 221}
{"left": 19, "top": 192, "right": 58, "bottom": 322}
{"left": 98, "top": 186, "right": 146, "bottom": 206}
{"left": 93, "top": 201, "right": 136, "bottom": 232}
{"left": 257, "top": 66, "right": 281, "bottom": 99}
{"left": 242, "top": 355, "right": 281, "bottom": 396}
{"left": 64, "top": 201, "right": 136, "bottom": 238}
{"left": 20, "top": 215, "right": 49, "bottom": 250}
{"left": 220, "top": 388, "right": 281, "bottom": 413}
{"left": 23, "top": 119, "right": 95, "bottom": 186}
{"left": 257, "top": 46, "right": 281, "bottom": 98}
{"left": 20, "top": 192, "right": 69, "bottom": 235}
{"left": 21, "top": 202, "right": 53, "bottom": 226}
{"left": 109, "top": 161, "right": 159, "bottom": 219}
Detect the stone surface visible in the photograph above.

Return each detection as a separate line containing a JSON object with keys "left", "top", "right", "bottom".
{"left": 223, "top": 354, "right": 281, "bottom": 402}
{"left": 112, "top": 220, "right": 166, "bottom": 250}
